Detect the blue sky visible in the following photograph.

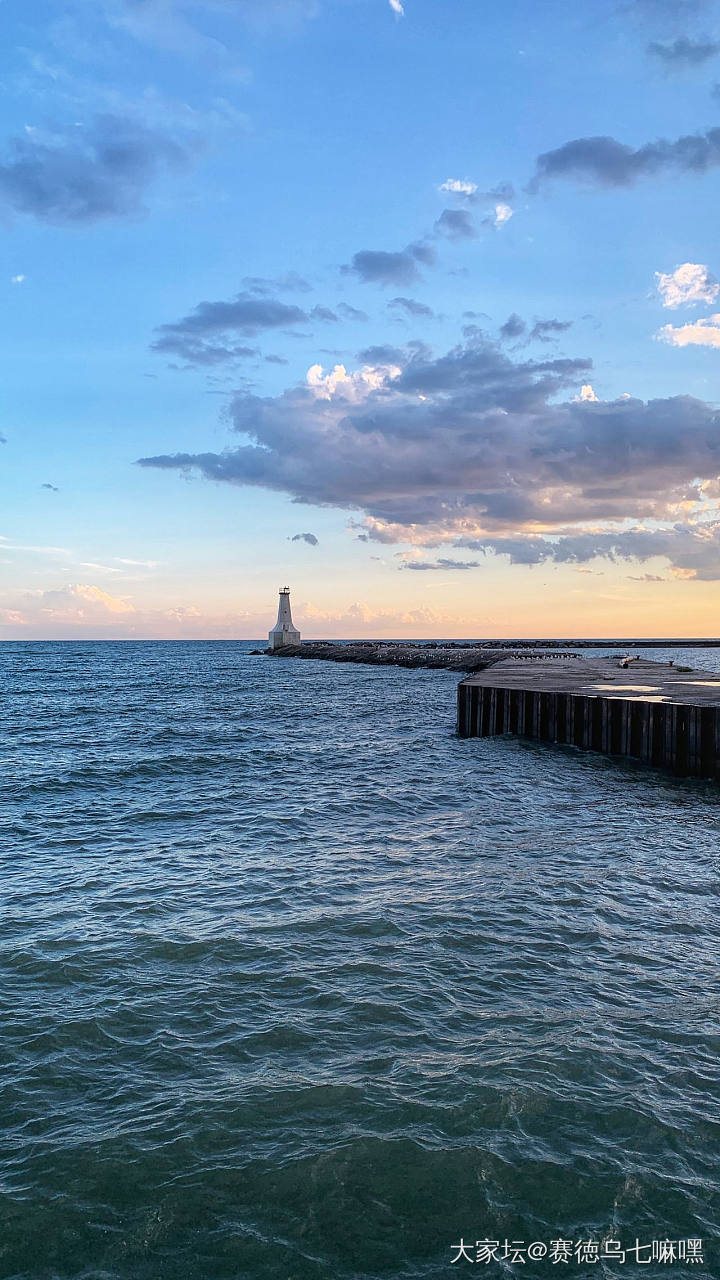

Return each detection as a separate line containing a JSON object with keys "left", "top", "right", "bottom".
{"left": 4, "top": 0, "right": 720, "bottom": 638}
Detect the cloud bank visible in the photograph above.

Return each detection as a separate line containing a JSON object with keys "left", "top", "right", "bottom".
{"left": 139, "top": 334, "right": 720, "bottom": 576}
{"left": 454, "top": 523, "right": 720, "bottom": 581}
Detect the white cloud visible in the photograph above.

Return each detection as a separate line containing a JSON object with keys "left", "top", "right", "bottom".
{"left": 576, "top": 383, "right": 599, "bottom": 401}
{"left": 656, "top": 262, "right": 720, "bottom": 309}
{"left": 0, "top": 537, "right": 70, "bottom": 556}
{"left": 59, "top": 584, "right": 135, "bottom": 614}
{"left": 165, "top": 605, "right": 201, "bottom": 621}
{"left": 114, "top": 557, "right": 161, "bottom": 568}
{"left": 439, "top": 178, "right": 478, "bottom": 196}
{"left": 9, "top": 583, "right": 137, "bottom": 625}
{"left": 11, "top": 274, "right": 25, "bottom": 285}
{"left": 301, "top": 599, "right": 446, "bottom": 632}
{"left": 657, "top": 315, "right": 720, "bottom": 348}
{"left": 306, "top": 361, "right": 401, "bottom": 401}
{"left": 389, "top": 0, "right": 404, "bottom": 14}
{"left": 493, "top": 202, "right": 513, "bottom": 227}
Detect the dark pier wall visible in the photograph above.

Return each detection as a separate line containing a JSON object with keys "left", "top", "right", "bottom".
{"left": 457, "top": 683, "right": 720, "bottom": 779}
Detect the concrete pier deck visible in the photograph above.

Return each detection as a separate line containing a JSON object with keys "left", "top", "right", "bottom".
{"left": 458, "top": 656, "right": 720, "bottom": 777}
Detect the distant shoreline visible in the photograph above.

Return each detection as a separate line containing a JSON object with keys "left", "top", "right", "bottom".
{"left": 4, "top": 636, "right": 720, "bottom": 647}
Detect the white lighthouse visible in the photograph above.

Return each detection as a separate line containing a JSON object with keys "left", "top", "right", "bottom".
{"left": 268, "top": 586, "right": 301, "bottom": 650}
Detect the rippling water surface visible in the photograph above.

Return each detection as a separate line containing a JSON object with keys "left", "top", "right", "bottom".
{"left": 1, "top": 641, "right": 719, "bottom": 1280}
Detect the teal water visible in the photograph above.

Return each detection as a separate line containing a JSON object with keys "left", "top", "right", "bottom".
{"left": 1, "top": 641, "right": 719, "bottom": 1280}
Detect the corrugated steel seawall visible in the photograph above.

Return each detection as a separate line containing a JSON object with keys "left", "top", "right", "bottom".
{"left": 457, "top": 683, "right": 720, "bottom": 778}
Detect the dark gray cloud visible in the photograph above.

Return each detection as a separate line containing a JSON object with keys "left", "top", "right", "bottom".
{"left": 290, "top": 531, "right": 319, "bottom": 546}
{"left": 462, "top": 323, "right": 486, "bottom": 340}
{"left": 346, "top": 242, "right": 436, "bottom": 286}
{"left": 531, "top": 126, "right": 720, "bottom": 189}
{"left": 500, "top": 313, "right": 526, "bottom": 340}
{"left": 242, "top": 272, "right": 312, "bottom": 295}
{"left": 411, "top": 243, "right": 436, "bottom": 267}
{"left": 310, "top": 305, "right": 339, "bottom": 322}
{"left": 388, "top": 296, "right": 434, "bottom": 318}
{"left": 155, "top": 338, "right": 258, "bottom": 366}
{"left": 529, "top": 318, "right": 573, "bottom": 343}
{"left": 151, "top": 292, "right": 308, "bottom": 364}
{"left": 357, "top": 344, "right": 406, "bottom": 364}
{"left": 0, "top": 114, "right": 189, "bottom": 225}
{"left": 349, "top": 250, "right": 416, "bottom": 286}
{"left": 438, "top": 182, "right": 514, "bottom": 233}
{"left": 477, "top": 181, "right": 515, "bottom": 205}
{"left": 357, "top": 338, "right": 432, "bottom": 365}
{"left": 434, "top": 208, "right": 476, "bottom": 240}
{"left": 139, "top": 331, "right": 720, "bottom": 578}
{"left": 337, "top": 302, "right": 369, "bottom": 322}
{"left": 648, "top": 35, "right": 720, "bottom": 66}
{"left": 403, "top": 558, "right": 482, "bottom": 571}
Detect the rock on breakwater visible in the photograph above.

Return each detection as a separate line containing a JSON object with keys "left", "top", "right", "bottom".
{"left": 261, "top": 641, "right": 579, "bottom": 673}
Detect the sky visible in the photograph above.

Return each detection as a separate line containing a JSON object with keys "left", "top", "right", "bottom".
{"left": 4, "top": 0, "right": 720, "bottom": 639}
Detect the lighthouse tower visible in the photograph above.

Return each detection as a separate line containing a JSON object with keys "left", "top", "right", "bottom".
{"left": 268, "top": 586, "right": 301, "bottom": 650}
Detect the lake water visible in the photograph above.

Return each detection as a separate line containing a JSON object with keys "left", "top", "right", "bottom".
{"left": 1, "top": 641, "right": 719, "bottom": 1279}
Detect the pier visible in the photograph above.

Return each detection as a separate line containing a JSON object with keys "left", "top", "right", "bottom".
{"left": 458, "top": 656, "right": 720, "bottom": 778}
{"left": 266, "top": 637, "right": 720, "bottom": 778}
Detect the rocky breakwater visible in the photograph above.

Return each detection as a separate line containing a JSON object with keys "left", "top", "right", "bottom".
{"left": 260, "top": 641, "right": 579, "bottom": 674}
